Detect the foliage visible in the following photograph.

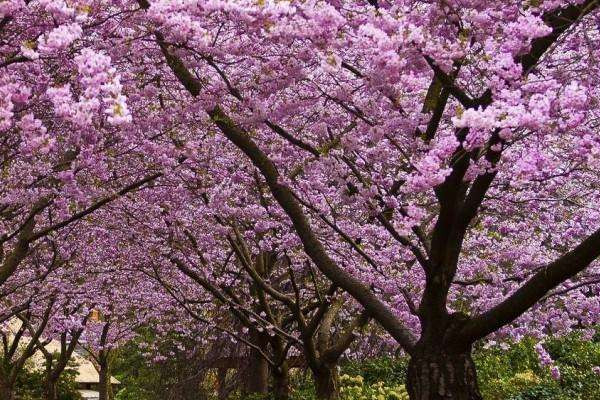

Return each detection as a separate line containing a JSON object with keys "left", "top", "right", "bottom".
{"left": 14, "top": 363, "right": 81, "bottom": 400}
{"left": 110, "top": 332, "right": 600, "bottom": 399}
{"left": 342, "top": 357, "right": 408, "bottom": 386}
{"left": 222, "top": 372, "right": 410, "bottom": 400}
{"left": 475, "top": 333, "right": 600, "bottom": 400}
{"left": 339, "top": 374, "right": 409, "bottom": 400}
{"left": 113, "top": 339, "right": 171, "bottom": 400}
{"left": 113, "top": 332, "right": 215, "bottom": 400}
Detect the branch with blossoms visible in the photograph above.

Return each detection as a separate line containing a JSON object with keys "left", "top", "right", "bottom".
{"left": 135, "top": 0, "right": 600, "bottom": 357}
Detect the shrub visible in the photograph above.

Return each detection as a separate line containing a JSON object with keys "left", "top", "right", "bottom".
{"left": 339, "top": 374, "right": 409, "bottom": 400}
{"left": 342, "top": 357, "right": 408, "bottom": 385}
{"left": 15, "top": 363, "right": 81, "bottom": 400}
{"left": 476, "top": 333, "right": 600, "bottom": 400}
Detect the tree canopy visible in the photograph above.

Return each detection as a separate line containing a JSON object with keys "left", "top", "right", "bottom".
{"left": 1, "top": 1, "right": 600, "bottom": 399}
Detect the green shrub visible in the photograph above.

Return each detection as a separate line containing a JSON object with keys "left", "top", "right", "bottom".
{"left": 339, "top": 374, "right": 409, "bottom": 400}
{"left": 111, "top": 331, "right": 600, "bottom": 399}
{"left": 476, "top": 333, "right": 600, "bottom": 400}
{"left": 342, "top": 357, "right": 408, "bottom": 385}
{"left": 15, "top": 363, "right": 81, "bottom": 400}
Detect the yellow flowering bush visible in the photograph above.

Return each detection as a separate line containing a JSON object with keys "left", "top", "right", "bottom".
{"left": 339, "top": 374, "right": 409, "bottom": 400}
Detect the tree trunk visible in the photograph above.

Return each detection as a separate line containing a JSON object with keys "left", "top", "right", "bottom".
{"left": 44, "top": 378, "right": 58, "bottom": 400}
{"left": 98, "top": 362, "right": 113, "bottom": 400}
{"left": 313, "top": 364, "right": 339, "bottom": 400}
{"left": 0, "top": 383, "right": 13, "bottom": 400}
{"left": 272, "top": 363, "right": 290, "bottom": 400}
{"left": 216, "top": 367, "right": 229, "bottom": 400}
{"left": 243, "top": 348, "right": 269, "bottom": 395}
{"left": 242, "top": 332, "right": 269, "bottom": 396}
{"left": 406, "top": 350, "right": 482, "bottom": 400}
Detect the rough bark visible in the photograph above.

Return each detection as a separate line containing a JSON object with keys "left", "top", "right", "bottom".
{"left": 98, "top": 361, "right": 113, "bottom": 400}
{"left": 44, "top": 378, "right": 58, "bottom": 400}
{"left": 242, "top": 332, "right": 269, "bottom": 395}
{"left": 313, "top": 364, "right": 339, "bottom": 400}
{"left": 272, "top": 364, "right": 290, "bottom": 400}
{"left": 406, "top": 350, "right": 481, "bottom": 400}
{"left": 0, "top": 381, "right": 13, "bottom": 400}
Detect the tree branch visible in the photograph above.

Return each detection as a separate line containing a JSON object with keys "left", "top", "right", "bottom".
{"left": 144, "top": 10, "right": 418, "bottom": 353}
{"left": 459, "top": 227, "right": 600, "bottom": 342}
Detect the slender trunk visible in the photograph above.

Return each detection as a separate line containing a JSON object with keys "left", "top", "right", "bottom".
{"left": 272, "top": 363, "right": 290, "bottom": 400}
{"left": 216, "top": 367, "right": 228, "bottom": 400}
{"left": 313, "top": 364, "right": 339, "bottom": 400}
{"left": 406, "top": 350, "right": 482, "bottom": 400}
{"left": 98, "top": 361, "right": 113, "bottom": 400}
{"left": 43, "top": 359, "right": 58, "bottom": 400}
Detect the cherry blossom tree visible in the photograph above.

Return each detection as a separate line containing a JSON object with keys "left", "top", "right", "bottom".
{"left": 0, "top": 0, "right": 168, "bottom": 308}
{"left": 0, "top": 299, "right": 53, "bottom": 400}
{"left": 4, "top": 1, "right": 600, "bottom": 399}
{"left": 127, "top": 1, "right": 600, "bottom": 399}
{"left": 35, "top": 301, "right": 90, "bottom": 400}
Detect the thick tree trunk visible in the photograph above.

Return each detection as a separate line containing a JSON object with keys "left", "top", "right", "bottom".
{"left": 313, "top": 364, "right": 339, "bottom": 400}
{"left": 272, "top": 363, "right": 290, "bottom": 400}
{"left": 243, "top": 350, "right": 269, "bottom": 395}
{"left": 406, "top": 351, "right": 482, "bottom": 400}
{"left": 44, "top": 378, "right": 58, "bottom": 400}
{"left": 243, "top": 332, "right": 269, "bottom": 395}
{"left": 0, "top": 383, "right": 13, "bottom": 400}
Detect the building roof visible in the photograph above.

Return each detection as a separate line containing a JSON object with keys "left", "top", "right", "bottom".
{"left": 71, "top": 354, "right": 120, "bottom": 384}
